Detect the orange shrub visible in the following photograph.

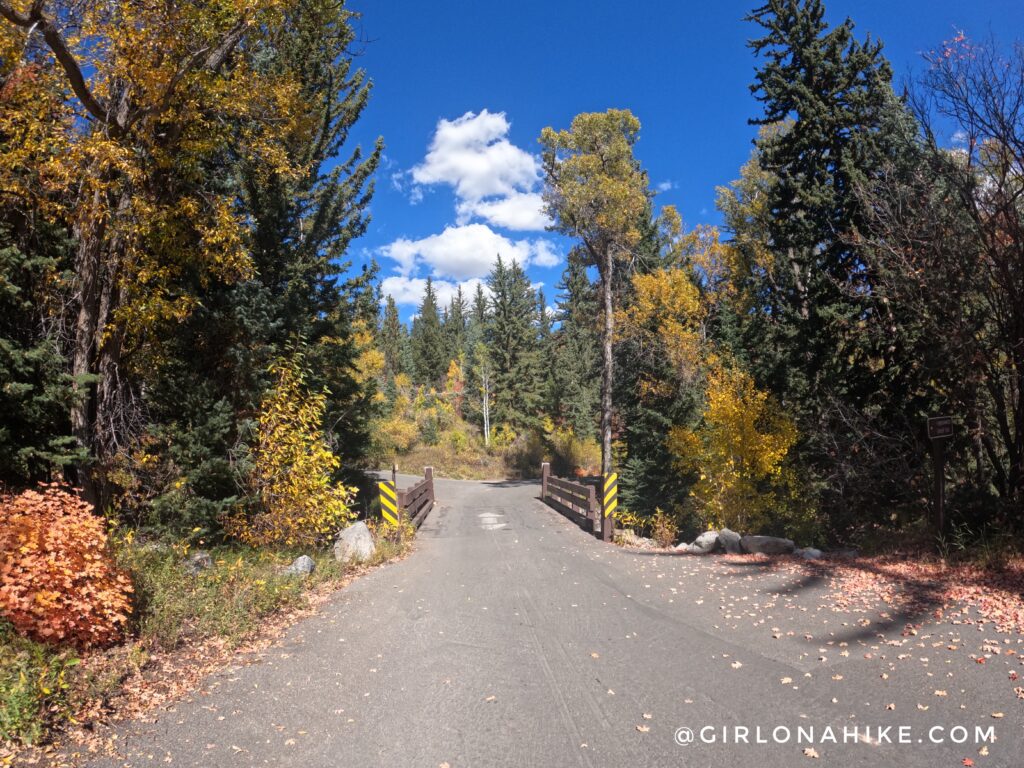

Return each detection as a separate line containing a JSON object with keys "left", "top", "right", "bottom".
{"left": 0, "top": 484, "right": 133, "bottom": 648}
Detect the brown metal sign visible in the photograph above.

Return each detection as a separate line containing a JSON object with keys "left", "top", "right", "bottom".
{"left": 927, "top": 416, "right": 953, "bottom": 441}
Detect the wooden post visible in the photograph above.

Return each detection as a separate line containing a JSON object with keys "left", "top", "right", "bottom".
{"left": 927, "top": 417, "right": 953, "bottom": 536}
{"left": 587, "top": 484, "right": 599, "bottom": 536}
{"left": 541, "top": 462, "right": 550, "bottom": 500}
{"left": 424, "top": 466, "right": 434, "bottom": 507}
{"left": 392, "top": 462, "right": 397, "bottom": 488}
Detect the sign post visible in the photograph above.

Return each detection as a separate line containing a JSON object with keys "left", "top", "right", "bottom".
{"left": 927, "top": 416, "right": 953, "bottom": 535}
{"left": 378, "top": 479, "right": 399, "bottom": 526}
{"left": 602, "top": 472, "right": 618, "bottom": 542}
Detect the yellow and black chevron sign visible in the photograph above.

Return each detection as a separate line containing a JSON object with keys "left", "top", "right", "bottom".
{"left": 378, "top": 480, "right": 399, "bottom": 525}
{"left": 603, "top": 472, "right": 618, "bottom": 518}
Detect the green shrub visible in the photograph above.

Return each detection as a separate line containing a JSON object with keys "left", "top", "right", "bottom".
{"left": 116, "top": 543, "right": 344, "bottom": 650}
{"left": 0, "top": 620, "right": 78, "bottom": 744}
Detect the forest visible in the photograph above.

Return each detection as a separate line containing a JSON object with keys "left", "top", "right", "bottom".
{"left": 1, "top": 0, "right": 1023, "bottom": 748}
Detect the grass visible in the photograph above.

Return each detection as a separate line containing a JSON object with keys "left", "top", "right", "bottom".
{"left": 0, "top": 622, "right": 78, "bottom": 745}
{"left": 395, "top": 443, "right": 509, "bottom": 480}
{"left": 0, "top": 529, "right": 411, "bottom": 747}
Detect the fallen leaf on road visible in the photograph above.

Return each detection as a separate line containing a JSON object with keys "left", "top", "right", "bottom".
{"left": 591, "top": 652, "right": 600, "bottom": 659}
{"left": 636, "top": 725, "right": 650, "bottom": 733}
{"left": 731, "top": 661, "right": 743, "bottom": 669}
{"left": 484, "top": 695, "right": 496, "bottom": 703}
{"left": 781, "top": 677, "right": 793, "bottom": 685}
{"left": 803, "top": 747, "right": 820, "bottom": 758}
{"left": 885, "top": 703, "right": 895, "bottom": 710}
{"left": 991, "top": 712, "right": 1004, "bottom": 719}
{"left": 642, "top": 713, "right": 652, "bottom": 720}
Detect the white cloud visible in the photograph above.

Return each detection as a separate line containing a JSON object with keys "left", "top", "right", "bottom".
{"left": 656, "top": 180, "right": 676, "bottom": 193}
{"left": 412, "top": 110, "right": 538, "bottom": 201}
{"left": 379, "top": 223, "right": 560, "bottom": 282}
{"left": 531, "top": 240, "right": 560, "bottom": 268}
{"left": 456, "top": 192, "right": 549, "bottom": 230}
{"left": 381, "top": 276, "right": 489, "bottom": 308}
{"left": 409, "top": 110, "right": 550, "bottom": 232}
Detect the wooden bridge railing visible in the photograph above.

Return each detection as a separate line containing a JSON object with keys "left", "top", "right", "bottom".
{"left": 398, "top": 466, "right": 435, "bottom": 529}
{"left": 540, "top": 462, "right": 601, "bottom": 537}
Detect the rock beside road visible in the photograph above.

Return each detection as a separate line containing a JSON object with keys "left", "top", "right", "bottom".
{"left": 795, "top": 547, "right": 822, "bottom": 560}
{"left": 334, "top": 522, "right": 376, "bottom": 563}
{"left": 718, "top": 528, "right": 743, "bottom": 554}
{"left": 740, "top": 535, "right": 795, "bottom": 555}
{"left": 677, "top": 530, "right": 720, "bottom": 554}
{"left": 284, "top": 555, "right": 316, "bottom": 576}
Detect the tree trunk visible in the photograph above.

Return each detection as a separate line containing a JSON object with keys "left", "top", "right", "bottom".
{"left": 482, "top": 372, "right": 491, "bottom": 448}
{"left": 69, "top": 189, "right": 130, "bottom": 506}
{"left": 600, "top": 247, "right": 614, "bottom": 477}
{"left": 70, "top": 203, "right": 106, "bottom": 505}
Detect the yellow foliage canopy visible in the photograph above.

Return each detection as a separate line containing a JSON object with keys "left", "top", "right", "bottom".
{"left": 667, "top": 360, "right": 797, "bottom": 532}
{"left": 227, "top": 355, "right": 356, "bottom": 548}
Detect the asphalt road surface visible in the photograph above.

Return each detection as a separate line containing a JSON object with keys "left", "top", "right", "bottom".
{"left": 86, "top": 475, "right": 1023, "bottom": 767}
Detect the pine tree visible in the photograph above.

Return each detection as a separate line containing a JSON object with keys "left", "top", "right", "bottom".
{"left": 443, "top": 286, "right": 468, "bottom": 365}
{"left": 550, "top": 251, "right": 600, "bottom": 439}
{"left": 741, "top": 0, "right": 919, "bottom": 524}
{"left": 411, "top": 278, "right": 447, "bottom": 386}
{"left": 137, "top": 0, "right": 382, "bottom": 533}
{"left": 0, "top": 220, "right": 81, "bottom": 486}
{"left": 380, "top": 295, "right": 405, "bottom": 377}
{"left": 486, "top": 257, "right": 543, "bottom": 431}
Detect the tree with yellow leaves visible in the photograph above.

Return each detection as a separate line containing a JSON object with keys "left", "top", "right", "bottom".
{"left": 667, "top": 362, "right": 797, "bottom": 532}
{"left": 227, "top": 352, "right": 356, "bottom": 548}
{"left": 0, "top": 0, "right": 309, "bottom": 504}
{"left": 540, "top": 110, "right": 656, "bottom": 479}
{"left": 620, "top": 245, "right": 800, "bottom": 535}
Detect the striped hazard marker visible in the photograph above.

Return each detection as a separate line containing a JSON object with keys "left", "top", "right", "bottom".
{"left": 603, "top": 472, "right": 618, "bottom": 519}
{"left": 378, "top": 480, "right": 399, "bottom": 526}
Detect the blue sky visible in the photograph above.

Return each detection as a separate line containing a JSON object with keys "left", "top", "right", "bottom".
{"left": 344, "top": 0, "right": 1022, "bottom": 320}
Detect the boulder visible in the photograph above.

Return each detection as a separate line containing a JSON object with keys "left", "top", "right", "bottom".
{"left": 183, "top": 550, "right": 213, "bottom": 575}
{"left": 718, "top": 528, "right": 742, "bottom": 554}
{"left": 692, "top": 530, "right": 720, "bottom": 553}
{"left": 284, "top": 555, "right": 315, "bottom": 576}
{"left": 676, "top": 530, "right": 719, "bottom": 554}
{"left": 740, "top": 535, "right": 795, "bottom": 555}
{"left": 795, "top": 547, "right": 823, "bottom": 561}
{"left": 334, "top": 521, "right": 375, "bottom": 564}
{"left": 675, "top": 542, "right": 708, "bottom": 554}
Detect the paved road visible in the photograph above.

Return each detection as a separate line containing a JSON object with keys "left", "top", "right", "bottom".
{"left": 88, "top": 476, "right": 1023, "bottom": 767}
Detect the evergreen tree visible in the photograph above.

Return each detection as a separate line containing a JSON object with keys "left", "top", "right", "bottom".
{"left": 742, "top": 0, "right": 917, "bottom": 524}
{"left": 0, "top": 220, "right": 81, "bottom": 486}
{"left": 411, "top": 278, "right": 447, "bottom": 385}
{"left": 380, "top": 295, "right": 406, "bottom": 377}
{"left": 550, "top": 251, "right": 600, "bottom": 439}
{"left": 470, "top": 283, "right": 490, "bottom": 337}
{"left": 486, "top": 257, "right": 543, "bottom": 431}
{"left": 136, "top": 0, "right": 382, "bottom": 534}
{"left": 443, "top": 286, "right": 468, "bottom": 365}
